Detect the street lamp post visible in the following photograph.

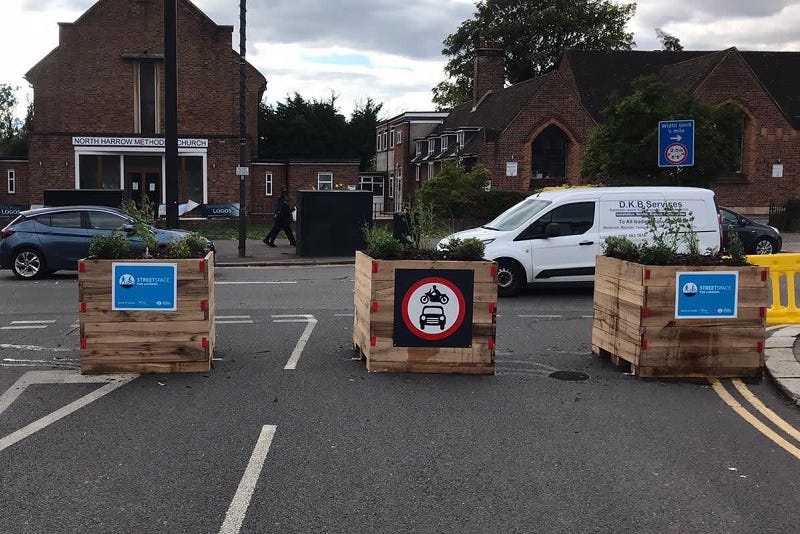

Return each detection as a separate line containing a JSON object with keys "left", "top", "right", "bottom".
{"left": 237, "top": 0, "right": 247, "bottom": 257}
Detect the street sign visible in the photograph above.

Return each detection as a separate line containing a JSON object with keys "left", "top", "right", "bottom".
{"left": 112, "top": 262, "right": 177, "bottom": 311}
{"left": 675, "top": 271, "right": 738, "bottom": 319}
{"left": 235, "top": 166, "right": 250, "bottom": 176}
{"left": 658, "top": 120, "right": 694, "bottom": 167}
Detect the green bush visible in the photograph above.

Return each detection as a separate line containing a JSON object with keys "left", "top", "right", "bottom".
{"left": 602, "top": 235, "right": 639, "bottom": 262}
{"left": 440, "top": 237, "right": 485, "bottom": 261}
{"left": 362, "top": 225, "right": 403, "bottom": 259}
{"left": 165, "top": 239, "right": 192, "bottom": 258}
{"left": 89, "top": 232, "right": 131, "bottom": 259}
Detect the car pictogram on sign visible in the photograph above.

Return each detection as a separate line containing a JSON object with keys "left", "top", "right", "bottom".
{"left": 419, "top": 305, "right": 447, "bottom": 330}
{"left": 400, "top": 276, "right": 466, "bottom": 341}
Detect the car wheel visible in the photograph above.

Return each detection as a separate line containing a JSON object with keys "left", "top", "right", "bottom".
{"left": 419, "top": 320, "right": 425, "bottom": 330}
{"left": 497, "top": 260, "right": 524, "bottom": 297}
{"left": 753, "top": 237, "right": 777, "bottom": 255}
{"left": 11, "top": 247, "right": 46, "bottom": 280}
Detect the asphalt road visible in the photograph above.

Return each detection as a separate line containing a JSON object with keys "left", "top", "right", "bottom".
{"left": 1, "top": 266, "right": 800, "bottom": 533}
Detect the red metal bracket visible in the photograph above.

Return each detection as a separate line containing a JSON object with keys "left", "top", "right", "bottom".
{"left": 199, "top": 260, "right": 205, "bottom": 272}
{"left": 371, "top": 301, "right": 378, "bottom": 312}
{"left": 80, "top": 338, "right": 87, "bottom": 349}
{"left": 644, "top": 268, "right": 651, "bottom": 280}
{"left": 641, "top": 337, "right": 648, "bottom": 350}
{"left": 490, "top": 264, "right": 497, "bottom": 277}
{"left": 370, "top": 335, "right": 377, "bottom": 346}
{"left": 200, "top": 300, "right": 207, "bottom": 311}
{"left": 759, "top": 307, "right": 766, "bottom": 318}
{"left": 642, "top": 306, "right": 649, "bottom": 318}
{"left": 202, "top": 337, "right": 208, "bottom": 348}
{"left": 757, "top": 341, "right": 764, "bottom": 353}
{"left": 488, "top": 303, "right": 496, "bottom": 313}
{"left": 372, "top": 261, "right": 378, "bottom": 273}
{"left": 488, "top": 338, "right": 495, "bottom": 350}
{"left": 78, "top": 262, "right": 85, "bottom": 273}
{"left": 761, "top": 269, "right": 768, "bottom": 281}
{"left": 80, "top": 302, "right": 87, "bottom": 313}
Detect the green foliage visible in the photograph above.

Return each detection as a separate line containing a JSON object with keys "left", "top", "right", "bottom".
{"left": 259, "top": 93, "right": 383, "bottom": 171}
{"left": 725, "top": 231, "right": 747, "bottom": 264}
{"left": 362, "top": 225, "right": 404, "bottom": 260}
{"left": 433, "top": 0, "right": 636, "bottom": 109}
{"left": 581, "top": 75, "right": 745, "bottom": 187}
{"left": 88, "top": 232, "right": 130, "bottom": 259}
{"left": 0, "top": 84, "right": 30, "bottom": 157}
{"left": 417, "top": 162, "right": 490, "bottom": 218}
{"left": 439, "top": 237, "right": 486, "bottom": 261}
{"left": 601, "top": 235, "right": 639, "bottom": 262}
{"left": 656, "top": 28, "right": 683, "bottom": 51}
{"left": 400, "top": 201, "right": 438, "bottom": 251}
{"left": 165, "top": 239, "right": 192, "bottom": 259}
{"left": 162, "top": 232, "right": 208, "bottom": 259}
{"left": 121, "top": 195, "right": 157, "bottom": 254}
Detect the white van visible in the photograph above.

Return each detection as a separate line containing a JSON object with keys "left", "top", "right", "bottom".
{"left": 440, "top": 186, "right": 722, "bottom": 296}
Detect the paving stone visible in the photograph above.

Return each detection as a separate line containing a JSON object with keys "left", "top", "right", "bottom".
{"left": 765, "top": 336, "right": 795, "bottom": 349}
{"left": 765, "top": 347, "right": 796, "bottom": 362}
{"left": 766, "top": 360, "right": 800, "bottom": 378}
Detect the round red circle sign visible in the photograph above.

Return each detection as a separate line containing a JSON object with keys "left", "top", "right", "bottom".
{"left": 400, "top": 277, "right": 466, "bottom": 340}
{"left": 664, "top": 143, "right": 687, "bottom": 164}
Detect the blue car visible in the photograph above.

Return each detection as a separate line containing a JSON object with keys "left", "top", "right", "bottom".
{"left": 0, "top": 205, "right": 214, "bottom": 279}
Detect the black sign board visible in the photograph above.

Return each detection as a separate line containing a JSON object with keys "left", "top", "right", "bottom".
{"left": 0, "top": 204, "right": 25, "bottom": 218}
{"left": 200, "top": 203, "right": 240, "bottom": 218}
{"left": 393, "top": 269, "right": 474, "bottom": 348}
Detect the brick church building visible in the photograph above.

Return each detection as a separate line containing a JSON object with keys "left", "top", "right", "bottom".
{"left": 0, "top": 0, "right": 358, "bottom": 216}
{"left": 384, "top": 44, "right": 800, "bottom": 215}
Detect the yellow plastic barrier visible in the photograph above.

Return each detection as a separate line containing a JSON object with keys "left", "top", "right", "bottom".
{"left": 746, "top": 253, "right": 800, "bottom": 324}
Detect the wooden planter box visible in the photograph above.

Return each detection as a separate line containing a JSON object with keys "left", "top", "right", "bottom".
{"left": 78, "top": 252, "right": 215, "bottom": 374}
{"left": 591, "top": 255, "right": 768, "bottom": 378}
{"left": 353, "top": 251, "right": 497, "bottom": 374}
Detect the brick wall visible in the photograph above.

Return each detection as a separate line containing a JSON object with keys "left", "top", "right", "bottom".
{"left": 0, "top": 160, "right": 30, "bottom": 207}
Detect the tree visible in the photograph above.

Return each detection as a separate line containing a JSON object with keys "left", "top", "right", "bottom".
{"left": 258, "top": 93, "right": 383, "bottom": 171}
{"left": 0, "top": 84, "right": 31, "bottom": 157}
{"left": 416, "top": 161, "right": 490, "bottom": 218}
{"left": 347, "top": 98, "right": 383, "bottom": 170}
{"left": 580, "top": 75, "right": 744, "bottom": 187}
{"left": 656, "top": 28, "right": 683, "bottom": 51}
{"left": 433, "top": 0, "right": 636, "bottom": 109}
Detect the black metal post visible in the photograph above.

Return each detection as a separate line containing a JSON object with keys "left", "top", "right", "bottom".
{"left": 237, "top": 0, "right": 247, "bottom": 257}
{"left": 164, "top": 0, "right": 179, "bottom": 228}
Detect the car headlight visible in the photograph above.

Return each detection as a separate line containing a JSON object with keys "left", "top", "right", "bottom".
{"left": 481, "top": 238, "right": 495, "bottom": 245}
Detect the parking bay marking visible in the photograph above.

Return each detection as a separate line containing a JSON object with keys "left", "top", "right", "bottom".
{"left": 272, "top": 314, "right": 317, "bottom": 370}
{"left": 2, "top": 320, "right": 57, "bottom": 330}
{"left": 216, "top": 315, "right": 254, "bottom": 325}
{"left": 0, "top": 370, "right": 137, "bottom": 453}
{"left": 219, "top": 424, "right": 277, "bottom": 534}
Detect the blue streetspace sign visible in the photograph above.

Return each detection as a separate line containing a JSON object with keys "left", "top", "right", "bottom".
{"left": 675, "top": 271, "right": 738, "bottom": 319}
{"left": 658, "top": 120, "right": 695, "bottom": 167}
{"left": 112, "top": 262, "right": 178, "bottom": 311}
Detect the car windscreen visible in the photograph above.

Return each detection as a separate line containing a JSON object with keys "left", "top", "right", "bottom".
{"left": 483, "top": 199, "right": 551, "bottom": 231}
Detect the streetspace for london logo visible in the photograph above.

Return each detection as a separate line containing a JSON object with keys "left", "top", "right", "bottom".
{"left": 118, "top": 273, "right": 136, "bottom": 288}
{"left": 682, "top": 282, "right": 698, "bottom": 297}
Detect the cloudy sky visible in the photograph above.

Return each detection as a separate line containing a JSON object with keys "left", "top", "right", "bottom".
{"left": 3, "top": 0, "right": 800, "bottom": 121}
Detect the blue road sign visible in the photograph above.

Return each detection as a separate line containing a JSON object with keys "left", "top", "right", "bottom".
{"left": 675, "top": 271, "right": 738, "bottom": 319}
{"left": 112, "top": 262, "right": 178, "bottom": 311}
{"left": 658, "top": 120, "right": 695, "bottom": 167}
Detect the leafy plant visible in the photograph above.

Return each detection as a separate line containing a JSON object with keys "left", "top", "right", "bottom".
{"left": 362, "top": 224, "right": 403, "bottom": 259}
{"left": 602, "top": 235, "right": 639, "bottom": 262}
{"left": 88, "top": 231, "right": 130, "bottom": 259}
{"left": 165, "top": 239, "right": 192, "bottom": 259}
{"left": 121, "top": 195, "right": 157, "bottom": 255}
{"left": 725, "top": 231, "right": 747, "bottom": 264}
{"left": 439, "top": 237, "right": 486, "bottom": 261}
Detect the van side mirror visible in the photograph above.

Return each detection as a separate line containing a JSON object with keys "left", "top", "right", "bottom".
{"left": 544, "top": 222, "right": 562, "bottom": 238}
{"left": 122, "top": 224, "right": 135, "bottom": 234}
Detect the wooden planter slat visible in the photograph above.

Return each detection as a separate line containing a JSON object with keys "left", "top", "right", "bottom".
{"left": 78, "top": 252, "right": 215, "bottom": 374}
{"left": 591, "top": 255, "right": 767, "bottom": 378}
{"left": 353, "top": 251, "right": 497, "bottom": 374}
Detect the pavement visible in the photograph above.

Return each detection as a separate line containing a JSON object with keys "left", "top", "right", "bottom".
{"left": 211, "top": 233, "right": 800, "bottom": 407}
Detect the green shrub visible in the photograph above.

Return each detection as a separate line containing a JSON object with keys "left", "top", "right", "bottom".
{"left": 121, "top": 196, "right": 157, "bottom": 253}
{"left": 89, "top": 232, "right": 131, "bottom": 259}
{"left": 165, "top": 239, "right": 192, "bottom": 258}
{"left": 725, "top": 231, "right": 747, "bottom": 264}
{"left": 180, "top": 232, "right": 210, "bottom": 257}
{"left": 440, "top": 237, "right": 486, "bottom": 261}
{"left": 602, "top": 235, "right": 639, "bottom": 262}
{"left": 362, "top": 225, "right": 403, "bottom": 259}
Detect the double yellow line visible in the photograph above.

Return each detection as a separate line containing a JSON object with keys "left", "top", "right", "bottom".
{"left": 710, "top": 378, "right": 800, "bottom": 460}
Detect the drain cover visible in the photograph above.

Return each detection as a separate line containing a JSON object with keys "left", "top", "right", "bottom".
{"left": 549, "top": 370, "right": 590, "bottom": 381}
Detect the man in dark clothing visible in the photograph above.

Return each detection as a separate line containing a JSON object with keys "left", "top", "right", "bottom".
{"left": 263, "top": 186, "right": 296, "bottom": 247}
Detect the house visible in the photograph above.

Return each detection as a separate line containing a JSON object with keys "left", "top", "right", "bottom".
{"left": 396, "top": 44, "right": 800, "bottom": 214}
{"left": 0, "top": 0, "right": 359, "bottom": 218}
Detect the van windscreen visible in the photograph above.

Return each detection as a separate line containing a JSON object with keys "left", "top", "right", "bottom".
{"left": 483, "top": 199, "right": 551, "bottom": 231}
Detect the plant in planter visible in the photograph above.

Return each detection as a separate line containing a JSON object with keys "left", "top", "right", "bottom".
{"left": 353, "top": 202, "right": 498, "bottom": 374}
{"left": 592, "top": 210, "right": 767, "bottom": 378}
{"left": 78, "top": 209, "right": 216, "bottom": 375}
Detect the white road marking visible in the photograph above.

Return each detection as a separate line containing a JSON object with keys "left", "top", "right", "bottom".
{"left": 215, "top": 281, "right": 297, "bottom": 285}
{"left": 0, "top": 344, "right": 73, "bottom": 352}
{"left": 1, "top": 326, "right": 49, "bottom": 330}
{"left": 519, "top": 314, "right": 563, "bottom": 318}
{"left": 216, "top": 315, "right": 254, "bottom": 325}
{"left": 495, "top": 359, "right": 560, "bottom": 371}
{"left": 217, "top": 321, "right": 254, "bottom": 324}
{"left": 219, "top": 424, "right": 277, "bottom": 534}
{"left": 334, "top": 313, "right": 354, "bottom": 317}
{"left": 272, "top": 315, "right": 318, "bottom": 370}
{"left": 0, "top": 371, "right": 137, "bottom": 452}
{"left": 9, "top": 320, "right": 57, "bottom": 324}
{"left": 216, "top": 315, "right": 252, "bottom": 319}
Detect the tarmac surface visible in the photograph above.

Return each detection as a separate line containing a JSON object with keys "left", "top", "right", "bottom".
{"left": 213, "top": 233, "right": 800, "bottom": 408}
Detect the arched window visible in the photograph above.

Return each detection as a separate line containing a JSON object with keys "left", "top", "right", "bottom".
{"left": 717, "top": 102, "right": 746, "bottom": 174}
{"left": 531, "top": 125, "right": 568, "bottom": 184}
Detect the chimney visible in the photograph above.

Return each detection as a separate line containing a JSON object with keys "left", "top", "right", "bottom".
{"left": 473, "top": 39, "right": 505, "bottom": 104}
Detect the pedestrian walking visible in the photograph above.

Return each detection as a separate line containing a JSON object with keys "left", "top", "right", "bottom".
{"left": 263, "top": 186, "right": 296, "bottom": 247}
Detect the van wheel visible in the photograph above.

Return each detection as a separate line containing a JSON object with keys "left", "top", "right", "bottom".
{"left": 753, "top": 237, "right": 777, "bottom": 255}
{"left": 497, "top": 260, "right": 524, "bottom": 297}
